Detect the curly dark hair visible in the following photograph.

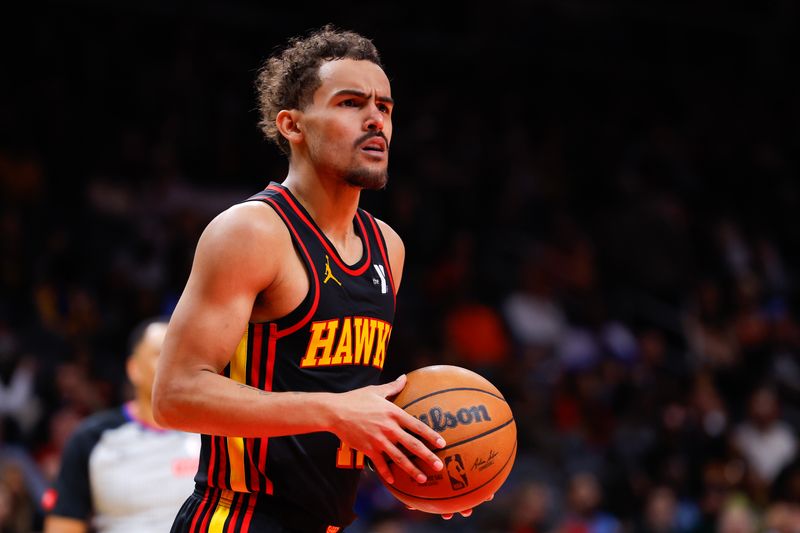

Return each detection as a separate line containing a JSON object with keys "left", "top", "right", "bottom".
{"left": 256, "top": 24, "right": 383, "bottom": 156}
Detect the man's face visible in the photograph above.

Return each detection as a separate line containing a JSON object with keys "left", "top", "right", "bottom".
{"left": 128, "top": 322, "right": 168, "bottom": 400}
{"left": 298, "top": 58, "right": 393, "bottom": 190}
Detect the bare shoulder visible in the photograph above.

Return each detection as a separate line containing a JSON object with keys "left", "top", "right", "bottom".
{"left": 192, "top": 201, "right": 291, "bottom": 289}
{"left": 374, "top": 218, "right": 405, "bottom": 290}
{"left": 374, "top": 218, "right": 405, "bottom": 255}
{"left": 201, "top": 201, "right": 288, "bottom": 248}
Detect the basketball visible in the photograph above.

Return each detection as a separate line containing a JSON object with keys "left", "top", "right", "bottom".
{"left": 383, "top": 365, "right": 517, "bottom": 514}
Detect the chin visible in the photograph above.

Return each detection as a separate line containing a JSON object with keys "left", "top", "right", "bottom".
{"left": 344, "top": 169, "right": 389, "bottom": 191}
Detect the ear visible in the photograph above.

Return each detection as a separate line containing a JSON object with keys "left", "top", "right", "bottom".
{"left": 126, "top": 356, "right": 140, "bottom": 387}
{"left": 276, "top": 109, "right": 304, "bottom": 146}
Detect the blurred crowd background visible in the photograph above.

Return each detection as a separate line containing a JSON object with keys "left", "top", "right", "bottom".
{"left": 2, "top": 1, "right": 800, "bottom": 532}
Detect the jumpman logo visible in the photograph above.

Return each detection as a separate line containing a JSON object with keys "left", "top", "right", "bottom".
{"left": 323, "top": 255, "right": 342, "bottom": 286}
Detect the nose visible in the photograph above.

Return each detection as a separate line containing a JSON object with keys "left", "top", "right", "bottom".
{"left": 365, "top": 104, "right": 385, "bottom": 132}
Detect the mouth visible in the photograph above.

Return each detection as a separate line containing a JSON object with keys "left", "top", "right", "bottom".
{"left": 360, "top": 139, "right": 387, "bottom": 153}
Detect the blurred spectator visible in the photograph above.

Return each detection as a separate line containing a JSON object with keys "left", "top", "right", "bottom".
{"left": 753, "top": 238, "right": 791, "bottom": 297}
{"left": 762, "top": 502, "right": 800, "bottom": 533}
{"left": 0, "top": 446, "right": 48, "bottom": 528}
{"left": 683, "top": 280, "right": 739, "bottom": 371}
{"left": 688, "top": 372, "right": 729, "bottom": 447}
{"left": 731, "top": 275, "right": 770, "bottom": 352}
{"left": 0, "top": 481, "right": 10, "bottom": 533}
{"left": 0, "top": 461, "right": 36, "bottom": 533}
{"left": 732, "top": 386, "right": 797, "bottom": 488}
{"left": 694, "top": 460, "right": 748, "bottom": 533}
{"left": 33, "top": 405, "right": 84, "bottom": 484}
{"left": 557, "top": 471, "right": 621, "bottom": 533}
{"left": 503, "top": 253, "right": 567, "bottom": 352}
{"left": 771, "top": 457, "right": 800, "bottom": 505}
{"left": 0, "top": 326, "right": 42, "bottom": 443}
{"left": 716, "top": 499, "right": 757, "bottom": 533}
{"left": 715, "top": 221, "right": 752, "bottom": 282}
{"left": 506, "top": 481, "right": 556, "bottom": 533}
{"left": 634, "top": 485, "right": 701, "bottom": 533}
{"left": 637, "top": 486, "right": 678, "bottom": 533}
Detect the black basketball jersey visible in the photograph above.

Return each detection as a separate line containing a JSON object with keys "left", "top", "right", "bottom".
{"left": 193, "top": 181, "right": 396, "bottom": 530}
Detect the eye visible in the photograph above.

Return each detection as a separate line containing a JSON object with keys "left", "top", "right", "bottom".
{"left": 340, "top": 99, "right": 359, "bottom": 108}
{"left": 378, "top": 103, "right": 391, "bottom": 114}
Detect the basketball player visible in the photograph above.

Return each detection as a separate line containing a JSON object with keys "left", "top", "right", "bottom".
{"left": 43, "top": 317, "right": 200, "bottom": 532}
{"left": 152, "top": 25, "right": 482, "bottom": 532}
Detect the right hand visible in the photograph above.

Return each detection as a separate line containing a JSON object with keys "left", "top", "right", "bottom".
{"left": 333, "top": 374, "right": 446, "bottom": 485}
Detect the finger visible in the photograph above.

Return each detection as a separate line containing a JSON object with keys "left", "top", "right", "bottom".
{"left": 396, "top": 431, "right": 443, "bottom": 472}
{"left": 441, "top": 514, "right": 453, "bottom": 520}
{"left": 459, "top": 509, "right": 473, "bottom": 517}
{"left": 403, "top": 412, "right": 447, "bottom": 450}
{"left": 374, "top": 374, "right": 407, "bottom": 399}
{"left": 384, "top": 442, "right": 428, "bottom": 484}
{"left": 369, "top": 454, "right": 394, "bottom": 485}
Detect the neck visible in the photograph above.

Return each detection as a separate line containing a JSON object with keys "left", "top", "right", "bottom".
{"left": 128, "top": 397, "right": 161, "bottom": 429}
{"left": 281, "top": 171, "right": 361, "bottom": 242}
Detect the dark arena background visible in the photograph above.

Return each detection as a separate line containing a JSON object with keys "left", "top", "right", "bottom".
{"left": 2, "top": 1, "right": 800, "bottom": 531}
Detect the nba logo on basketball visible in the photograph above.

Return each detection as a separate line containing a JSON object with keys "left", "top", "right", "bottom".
{"left": 445, "top": 454, "right": 469, "bottom": 490}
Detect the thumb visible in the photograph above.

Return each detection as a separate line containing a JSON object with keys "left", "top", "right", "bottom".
{"left": 375, "top": 374, "right": 406, "bottom": 399}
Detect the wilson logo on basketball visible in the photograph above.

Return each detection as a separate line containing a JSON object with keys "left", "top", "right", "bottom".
{"left": 416, "top": 405, "right": 492, "bottom": 432}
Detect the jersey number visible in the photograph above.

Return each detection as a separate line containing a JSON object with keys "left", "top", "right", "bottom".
{"left": 336, "top": 440, "right": 365, "bottom": 469}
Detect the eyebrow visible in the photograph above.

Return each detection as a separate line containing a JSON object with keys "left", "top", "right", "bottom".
{"left": 333, "top": 89, "right": 394, "bottom": 105}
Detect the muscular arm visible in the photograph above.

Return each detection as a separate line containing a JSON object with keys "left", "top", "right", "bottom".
{"left": 153, "top": 203, "right": 334, "bottom": 437}
{"left": 152, "top": 203, "right": 443, "bottom": 483}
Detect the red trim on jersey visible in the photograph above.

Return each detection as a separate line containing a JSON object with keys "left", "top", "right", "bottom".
{"left": 240, "top": 493, "right": 257, "bottom": 532}
{"left": 243, "top": 324, "right": 262, "bottom": 492}
{"left": 261, "top": 323, "right": 278, "bottom": 495}
{"left": 215, "top": 365, "right": 231, "bottom": 486}
{"left": 217, "top": 437, "right": 229, "bottom": 487}
{"left": 206, "top": 436, "right": 217, "bottom": 491}
{"left": 269, "top": 184, "right": 371, "bottom": 276}
{"left": 197, "top": 486, "right": 218, "bottom": 533}
{"left": 187, "top": 485, "right": 206, "bottom": 532}
{"left": 245, "top": 438, "right": 259, "bottom": 493}
{"left": 250, "top": 323, "right": 263, "bottom": 390}
{"left": 263, "top": 197, "right": 321, "bottom": 338}
{"left": 366, "top": 213, "right": 397, "bottom": 307}
{"left": 265, "top": 323, "right": 278, "bottom": 391}
{"left": 226, "top": 492, "right": 244, "bottom": 533}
